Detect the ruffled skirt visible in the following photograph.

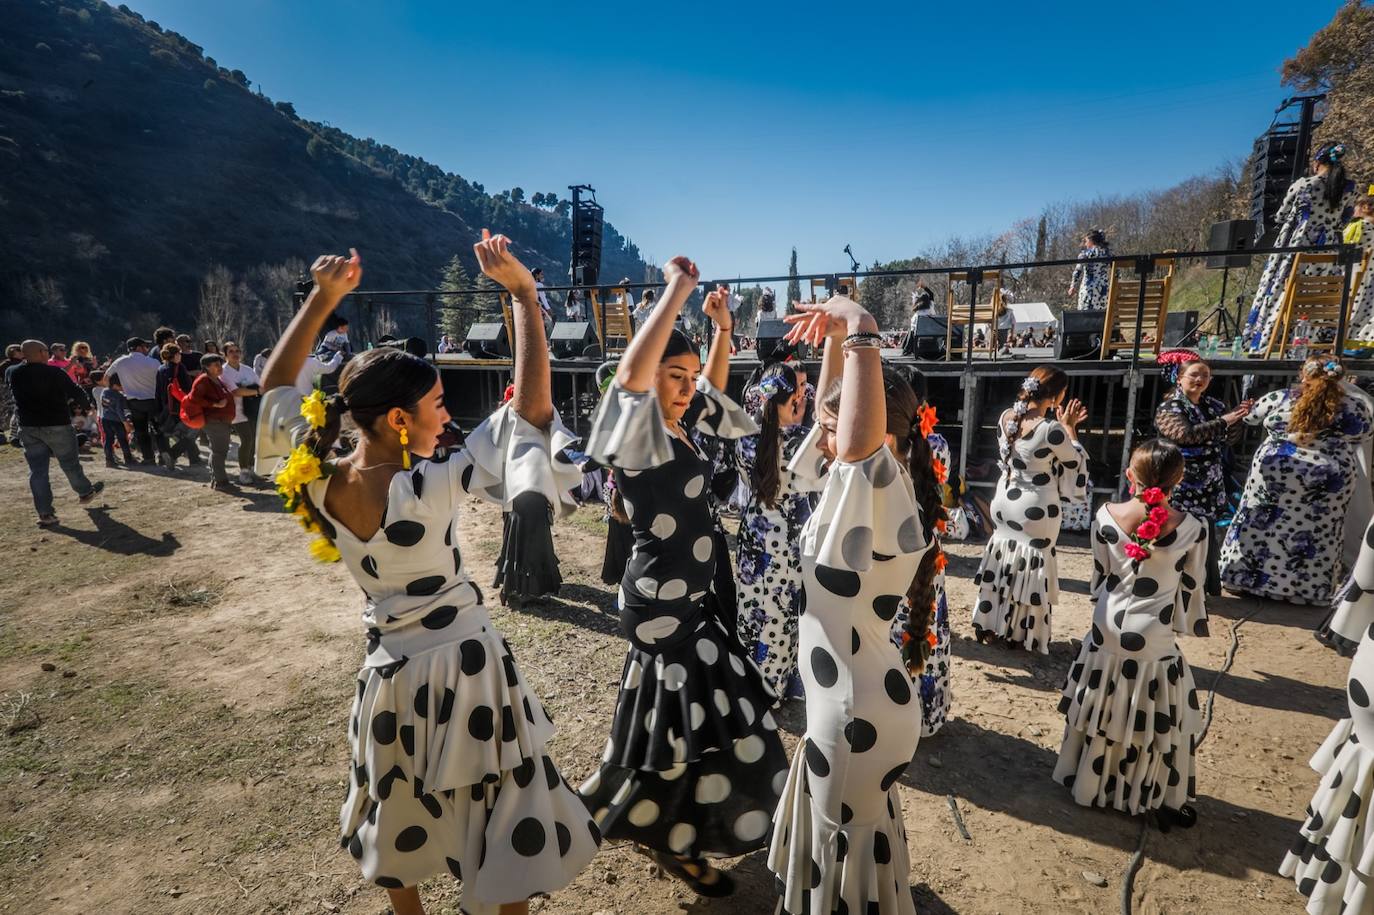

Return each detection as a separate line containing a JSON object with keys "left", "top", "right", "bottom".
{"left": 579, "top": 615, "right": 788, "bottom": 857}
{"left": 494, "top": 490, "right": 562, "bottom": 602}
{"left": 973, "top": 536, "right": 1058, "bottom": 654}
{"left": 1280, "top": 720, "right": 1374, "bottom": 914}
{"left": 340, "top": 613, "right": 598, "bottom": 911}
{"left": 1053, "top": 640, "right": 1201, "bottom": 814}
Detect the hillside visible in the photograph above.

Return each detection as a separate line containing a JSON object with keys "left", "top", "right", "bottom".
{"left": 0, "top": 0, "right": 648, "bottom": 351}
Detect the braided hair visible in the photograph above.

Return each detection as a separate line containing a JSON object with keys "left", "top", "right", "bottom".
{"left": 1001, "top": 366, "right": 1069, "bottom": 479}
{"left": 298, "top": 347, "right": 439, "bottom": 547}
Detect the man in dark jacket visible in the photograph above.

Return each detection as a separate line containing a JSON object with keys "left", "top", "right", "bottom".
{"left": 6, "top": 340, "right": 103, "bottom": 525}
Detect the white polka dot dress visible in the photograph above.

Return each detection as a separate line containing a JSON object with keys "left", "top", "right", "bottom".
{"left": 1053, "top": 506, "right": 1208, "bottom": 815}
{"left": 1281, "top": 519, "right": 1374, "bottom": 913}
{"left": 769, "top": 434, "right": 931, "bottom": 915}
{"left": 1348, "top": 224, "right": 1374, "bottom": 342}
{"left": 972, "top": 418, "right": 1088, "bottom": 653}
{"left": 735, "top": 424, "right": 827, "bottom": 703}
{"left": 579, "top": 380, "right": 790, "bottom": 859}
{"left": 302, "top": 403, "right": 599, "bottom": 913}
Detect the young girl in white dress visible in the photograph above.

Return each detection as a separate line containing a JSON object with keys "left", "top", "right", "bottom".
{"left": 1054, "top": 440, "right": 1209, "bottom": 827}
{"left": 767, "top": 296, "right": 933, "bottom": 915}
{"left": 257, "top": 238, "right": 598, "bottom": 915}
{"left": 972, "top": 366, "right": 1088, "bottom": 653}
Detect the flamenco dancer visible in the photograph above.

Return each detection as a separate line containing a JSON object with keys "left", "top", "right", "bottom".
{"left": 735, "top": 360, "right": 820, "bottom": 702}
{"left": 1067, "top": 229, "right": 1111, "bottom": 311}
{"left": 1282, "top": 517, "right": 1374, "bottom": 913}
{"left": 768, "top": 294, "right": 933, "bottom": 915}
{"left": 1244, "top": 142, "right": 1357, "bottom": 353}
{"left": 579, "top": 257, "right": 788, "bottom": 896}
{"left": 256, "top": 238, "right": 598, "bottom": 915}
{"left": 1345, "top": 196, "right": 1374, "bottom": 343}
{"left": 1219, "top": 357, "right": 1373, "bottom": 605}
{"left": 1054, "top": 440, "right": 1209, "bottom": 826}
{"left": 885, "top": 368, "right": 955, "bottom": 737}
{"left": 972, "top": 367, "right": 1088, "bottom": 653}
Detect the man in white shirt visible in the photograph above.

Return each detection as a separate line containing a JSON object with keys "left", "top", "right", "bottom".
{"left": 293, "top": 348, "right": 343, "bottom": 396}
{"left": 107, "top": 336, "right": 165, "bottom": 465}
{"left": 219, "top": 341, "right": 261, "bottom": 484}
{"left": 532, "top": 269, "right": 554, "bottom": 335}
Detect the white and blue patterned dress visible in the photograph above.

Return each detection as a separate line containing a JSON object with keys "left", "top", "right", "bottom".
{"left": 1219, "top": 387, "right": 1373, "bottom": 604}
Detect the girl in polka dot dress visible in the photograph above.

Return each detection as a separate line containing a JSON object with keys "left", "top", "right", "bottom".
{"left": 1054, "top": 440, "right": 1209, "bottom": 824}
{"left": 734, "top": 360, "right": 822, "bottom": 703}
{"left": 579, "top": 258, "right": 789, "bottom": 897}
{"left": 257, "top": 239, "right": 599, "bottom": 915}
{"left": 768, "top": 296, "right": 933, "bottom": 915}
{"left": 972, "top": 366, "right": 1088, "bottom": 653}
{"left": 1282, "top": 518, "right": 1374, "bottom": 913}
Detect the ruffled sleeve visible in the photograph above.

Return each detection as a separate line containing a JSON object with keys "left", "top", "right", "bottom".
{"left": 448, "top": 404, "right": 582, "bottom": 517}
{"left": 585, "top": 377, "right": 758, "bottom": 471}
{"left": 1172, "top": 517, "right": 1210, "bottom": 638}
{"left": 1329, "top": 521, "right": 1374, "bottom": 646}
{"left": 802, "top": 446, "right": 929, "bottom": 573}
{"left": 1045, "top": 421, "right": 1088, "bottom": 504}
{"left": 785, "top": 424, "right": 831, "bottom": 494}
{"left": 253, "top": 385, "right": 310, "bottom": 477}
{"left": 1089, "top": 511, "right": 1111, "bottom": 600}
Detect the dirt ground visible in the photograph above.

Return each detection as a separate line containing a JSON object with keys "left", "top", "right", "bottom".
{"left": 0, "top": 443, "right": 1351, "bottom": 915}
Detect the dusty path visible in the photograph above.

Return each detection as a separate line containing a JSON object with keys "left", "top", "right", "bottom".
{"left": 0, "top": 445, "right": 1348, "bottom": 914}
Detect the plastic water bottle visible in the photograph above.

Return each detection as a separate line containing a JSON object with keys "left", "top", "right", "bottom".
{"left": 1232, "top": 335, "right": 1245, "bottom": 357}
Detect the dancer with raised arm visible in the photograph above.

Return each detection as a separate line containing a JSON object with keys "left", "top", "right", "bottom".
{"left": 257, "top": 237, "right": 597, "bottom": 915}
{"left": 1054, "top": 441, "right": 1209, "bottom": 827}
{"left": 768, "top": 296, "right": 932, "bottom": 915}
{"left": 972, "top": 367, "right": 1088, "bottom": 653}
{"left": 579, "top": 258, "right": 787, "bottom": 897}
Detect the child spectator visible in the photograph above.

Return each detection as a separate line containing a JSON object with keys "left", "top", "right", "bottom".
{"left": 93, "top": 370, "right": 134, "bottom": 467}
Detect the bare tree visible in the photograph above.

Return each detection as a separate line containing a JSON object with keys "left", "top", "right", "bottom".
{"left": 196, "top": 264, "right": 238, "bottom": 347}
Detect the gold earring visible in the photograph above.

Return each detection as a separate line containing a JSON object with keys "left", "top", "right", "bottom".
{"left": 399, "top": 428, "right": 411, "bottom": 470}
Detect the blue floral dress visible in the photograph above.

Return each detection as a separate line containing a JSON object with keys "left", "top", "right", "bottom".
{"left": 735, "top": 424, "right": 823, "bottom": 702}
{"left": 1219, "top": 388, "right": 1373, "bottom": 604}
{"left": 890, "top": 431, "right": 953, "bottom": 737}
{"left": 1244, "top": 175, "right": 1357, "bottom": 352}
{"left": 1071, "top": 244, "right": 1111, "bottom": 311}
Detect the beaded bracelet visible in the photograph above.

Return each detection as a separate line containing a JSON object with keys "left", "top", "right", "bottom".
{"left": 842, "top": 332, "right": 882, "bottom": 351}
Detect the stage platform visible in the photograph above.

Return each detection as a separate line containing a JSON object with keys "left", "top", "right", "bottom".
{"left": 436, "top": 348, "right": 1372, "bottom": 499}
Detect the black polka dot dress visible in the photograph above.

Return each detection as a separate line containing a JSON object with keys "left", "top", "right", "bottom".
{"left": 1053, "top": 506, "right": 1209, "bottom": 815}
{"left": 302, "top": 404, "right": 600, "bottom": 912}
{"left": 769, "top": 431, "right": 931, "bottom": 915}
{"left": 1282, "top": 519, "right": 1374, "bottom": 913}
{"left": 578, "top": 380, "right": 790, "bottom": 860}
{"left": 972, "top": 418, "right": 1088, "bottom": 653}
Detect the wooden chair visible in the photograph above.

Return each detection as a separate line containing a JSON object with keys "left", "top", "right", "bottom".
{"left": 498, "top": 293, "right": 516, "bottom": 350}
{"left": 1264, "top": 252, "right": 1347, "bottom": 358}
{"left": 945, "top": 270, "right": 1004, "bottom": 360}
{"left": 808, "top": 278, "right": 829, "bottom": 303}
{"left": 590, "top": 288, "right": 635, "bottom": 356}
{"left": 1099, "top": 256, "right": 1176, "bottom": 359}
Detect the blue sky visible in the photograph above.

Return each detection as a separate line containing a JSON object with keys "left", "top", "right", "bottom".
{"left": 127, "top": 0, "right": 1342, "bottom": 283}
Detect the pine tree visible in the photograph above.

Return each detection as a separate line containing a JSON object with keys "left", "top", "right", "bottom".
{"left": 437, "top": 255, "right": 475, "bottom": 339}
{"left": 786, "top": 247, "right": 800, "bottom": 308}
{"left": 473, "top": 274, "right": 502, "bottom": 318}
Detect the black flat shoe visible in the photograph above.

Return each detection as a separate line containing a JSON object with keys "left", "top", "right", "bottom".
{"left": 650, "top": 851, "right": 735, "bottom": 898}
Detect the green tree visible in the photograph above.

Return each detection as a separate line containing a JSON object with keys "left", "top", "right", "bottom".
{"left": 1283, "top": 0, "right": 1374, "bottom": 179}
{"left": 473, "top": 274, "right": 502, "bottom": 318}
{"left": 437, "top": 255, "right": 476, "bottom": 339}
{"left": 510, "top": 187, "right": 525, "bottom": 204}
{"left": 531, "top": 192, "right": 546, "bottom": 207}
{"left": 786, "top": 247, "right": 800, "bottom": 308}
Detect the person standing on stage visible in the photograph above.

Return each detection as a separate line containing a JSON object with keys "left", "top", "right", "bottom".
{"left": 1244, "top": 142, "right": 1357, "bottom": 352}
{"left": 1345, "top": 196, "right": 1374, "bottom": 342}
{"left": 532, "top": 268, "right": 554, "bottom": 336}
{"left": 580, "top": 259, "right": 787, "bottom": 898}
{"left": 767, "top": 296, "right": 933, "bottom": 915}
{"left": 1068, "top": 229, "right": 1111, "bottom": 311}
{"left": 1220, "top": 357, "right": 1373, "bottom": 605}
{"left": 258, "top": 239, "right": 599, "bottom": 915}
{"left": 972, "top": 366, "right": 1088, "bottom": 653}
{"left": 1054, "top": 440, "right": 1209, "bottom": 826}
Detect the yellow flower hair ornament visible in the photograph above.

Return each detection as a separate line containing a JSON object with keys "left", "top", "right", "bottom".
{"left": 275, "top": 442, "right": 338, "bottom": 562}
{"left": 300, "top": 389, "right": 329, "bottom": 430}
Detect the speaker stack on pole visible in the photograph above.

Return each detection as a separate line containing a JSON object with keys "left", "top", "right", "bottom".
{"left": 1054, "top": 311, "right": 1104, "bottom": 360}
{"left": 902, "top": 315, "right": 959, "bottom": 360}
{"left": 1249, "top": 96, "right": 1323, "bottom": 245}
{"left": 570, "top": 186, "right": 604, "bottom": 288}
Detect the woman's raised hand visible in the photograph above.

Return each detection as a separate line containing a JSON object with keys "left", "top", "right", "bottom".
{"left": 311, "top": 248, "right": 363, "bottom": 300}
{"left": 702, "top": 284, "right": 732, "bottom": 330}
{"left": 662, "top": 255, "right": 700, "bottom": 288}
{"left": 474, "top": 231, "right": 536, "bottom": 295}
{"left": 1060, "top": 397, "right": 1087, "bottom": 428}
{"left": 782, "top": 295, "right": 873, "bottom": 347}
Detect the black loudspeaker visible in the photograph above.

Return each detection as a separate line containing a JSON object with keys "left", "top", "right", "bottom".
{"left": 1206, "top": 220, "right": 1257, "bottom": 269}
{"left": 1250, "top": 129, "right": 1302, "bottom": 239}
{"left": 902, "top": 315, "right": 960, "bottom": 359}
{"left": 464, "top": 322, "right": 509, "bottom": 359}
{"left": 1055, "top": 311, "right": 1104, "bottom": 359}
{"left": 1163, "top": 310, "right": 1199, "bottom": 346}
{"left": 550, "top": 321, "right": 596, "bottom": 359}
{"left": 755, "top": 319, "right": 793, "bottom": 360}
